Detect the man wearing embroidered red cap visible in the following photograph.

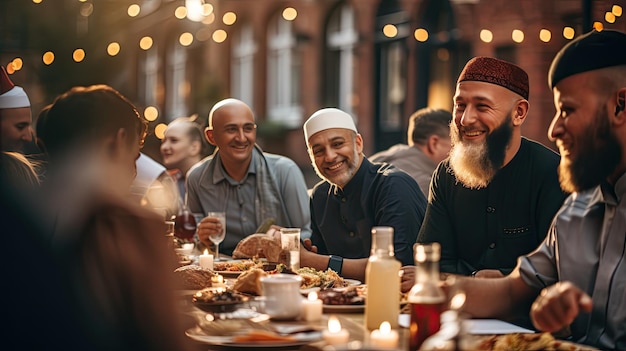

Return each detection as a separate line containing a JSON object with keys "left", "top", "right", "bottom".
{"left": 0, "top": 66, "right": 32, "bottom": 152}
{"left": 416, "top": 57, "right": 567, "bottom": 279}
{"left": 300, "top": 107, "right": 426, "bottom": 282}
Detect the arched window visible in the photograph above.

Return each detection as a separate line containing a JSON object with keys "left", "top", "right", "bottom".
{"left": 166, "top": 43, "right": 187, "bottom": 118}
{"left": 231, "top": 24, "right": 256, "bottom": 109}
{"left": 324, "top": 3, "right": 357, "bottom": 116}
{"left": 267, "top": 13, "right": 301, "bottom": 127}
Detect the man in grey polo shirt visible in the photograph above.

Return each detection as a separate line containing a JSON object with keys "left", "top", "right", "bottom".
{"left": 187, "top": 98, "right": 311, "bottom": 257}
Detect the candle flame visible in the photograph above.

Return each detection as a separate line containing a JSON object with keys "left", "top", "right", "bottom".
{"left": 379, "top": 321, "right": 391, "bottom": 334}
{"left": 204, "top": 249, "right": 208, "bottom": 255}
{"left": 328, "top": 315, "right": 342, "bottom": 333}
{"left": 308, "top": 291, "right": 318, "bottom": 301}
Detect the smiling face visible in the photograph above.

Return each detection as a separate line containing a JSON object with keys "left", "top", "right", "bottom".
{"left": 206, "top": 101, "right": 256, "bottom": 168}
{"left": 160, "top": 121, "right": 200, "bottom": 170}
{"left": 0, "top": 107, "right": 32, "bottom": 152}
{"left": 307, "top": 128, "right": 363, "bottom": 188}
{"left": 548, "top": 71, "right": 622, "bottom": 193}
{"left": 449, "top": 81, "right": 521, "bottom": 188}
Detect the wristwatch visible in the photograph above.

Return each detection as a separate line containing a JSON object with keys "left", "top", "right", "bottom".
{"left": 327, "top": 255, "right": 343, "bottom": 274}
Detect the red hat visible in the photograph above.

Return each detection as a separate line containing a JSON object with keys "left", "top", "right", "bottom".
{"left": 457, "top": 57, "right": 529, "bottom": 100}
{"left": 0, "top": 66, "right": 30, "bottom": 109}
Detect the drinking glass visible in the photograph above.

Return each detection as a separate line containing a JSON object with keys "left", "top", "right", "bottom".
{"left": 280, "top": 228, "right": 301, "bottom": 271}
{"left": 174, "top": 205, "right": 196, "bottom": 242}
{"left": 207, "top": 211, "right": 226, "bottom": 261}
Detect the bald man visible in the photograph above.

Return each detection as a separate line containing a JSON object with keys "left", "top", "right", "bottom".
{"left": 186, "top": 98, "right": 311, "bottom": 257}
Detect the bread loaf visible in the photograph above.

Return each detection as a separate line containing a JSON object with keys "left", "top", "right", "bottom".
{"left": 232, "top": 233, "right": 282, "bottom": 262}
{"left": 174, "top": 265, "right": 215, "bottom": 290}
{"left": 233, "top": 268, "right": 266, "bottom": 295}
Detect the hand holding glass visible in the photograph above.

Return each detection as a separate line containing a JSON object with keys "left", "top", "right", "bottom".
{"left": 280, "top": 228, "right": 301, "bottom": 271}
{"left": 207, "top": 212, "right": 226, "bottom": 261}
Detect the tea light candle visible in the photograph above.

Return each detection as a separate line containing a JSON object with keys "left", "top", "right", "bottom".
{"left": 370, "top": 321, "right": 399, "bottom": 349}
{"left": 199, "top": 249, "right": 214, "bottom": 270}
{"left": 301, "top": 291, "right": 323, "bottom": 322}
{"left": 322, "top": 315, "right": 349, "bottom": 345}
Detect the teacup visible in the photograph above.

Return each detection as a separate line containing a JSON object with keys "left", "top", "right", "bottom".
{"left": 260, "top": 274, "right": 303, "bottom": 320}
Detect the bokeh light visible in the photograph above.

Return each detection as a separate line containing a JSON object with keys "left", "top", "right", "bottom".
{"left": 563, "top": 27, "right": 575, "bottom": 39}
{"left": 202, "top": 13, "right": 215, "bottom": 25}
{"left": 383, "top": 24, "right": 397, "bottom": 38}
{"left": 144, "top": 106, "right": 159, "bottom": 121}
{"left": 43, "top": 51, "right": 54, "bottom": 65}
{"left": 212, "top": 29, "right": 227, "bottom": 43}
{"left": 282, "top": 7, "right": 297, "bottom": 21}
{"left": 512, "top": 29, "right": 524, "bottom": 43}
{"left": 6, "top": 64, "right": 15, "bottom": 74}
{"left": 80, "top": 3, "right": 93, "bottom": 17}
{"left": 179, "top": 32, "right": 194, "bottom": 46}
{"left": 223, "top": 12, "right": 237, "bottom": 25}
{"left": 202, "top": 3, "right": 214, "bottom": 16}
{"left": 175, "top": 6, "right": 187, "bottom": 19}
{"left": 32, "top": 0, "right": 42, "bottom": 4}
{"left": 128, "top": 4, "right": 140, "bottom": 17}
{"left": 605, "top": 12, "right": 616, "bottom": 23}
{"left": 593, "top": 21, "right": 604, "bottom": 31}
{"left": 73, "top": 49, "right": 86, "bottom": 62}
{"left": 11, "top": 58, "right": 23, "bottom": 70}
{"left": 480, "top": 29, "right": 493, "bottom": 43}
{"left": 414, "top": 28, "right": 428, "bottom": 42}
{"left": 139, "top": 36, "right": 153, "bottom": 50}
{"left": 107, "top": 42, "right": 121, "bottom": 56}
{"left": 539, "top": 29, "right": 551, "bottom": 42}
{"left": 613, "top": 5, "right": 623, "bottom": 17}
{"left": 154, "top": 123, "right": 167, "bottom": 139}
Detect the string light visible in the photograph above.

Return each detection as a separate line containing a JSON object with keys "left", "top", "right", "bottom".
{"left": 539, "top": 29, "right": 551, "bottom": 42}
{"left": 383, "top": 24, "right": 398, "bottom": 38}
{"left": 282, "top": 7, "right": 297, "bottom": 21}
{"left": 222, "top": 12, "right": 237, "bottom": 25}
{"left": 73, "top": 49, "right": 86, "bottom": 63}
{"left": 128, "top": 4, "right": 141, "bottom": 17}
{"left": 480, "top": 29, "right": 493, "bottom": 43}
{"left": 414, "top": 28, "right": 428, "bottom": 42}
{"left": 179, "top": 32, "right": 194, "bottom": 46}
{"left": 107, "top": 42, "right": 121, "bottom": 56}
{"left": 512, "top": 29, "right": 524, "bottom": 43}
{"left": 212, "top": 29, "right": 227, "bottom": 43}
{"left": 144, "top": 106, "right": 159, "bottom": 121}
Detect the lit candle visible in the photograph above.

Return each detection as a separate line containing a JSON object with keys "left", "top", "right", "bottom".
{"left": 370, "top": 321, "right": 399, "bottom": 349}
{"left": 199, "top": 249, "right": 214, "bottom": 270}
{"left": 301, "top": 291, "right": 323, "bottom": 322}
{"left": 322, "top": 315, "right": 350, "bottom": 345}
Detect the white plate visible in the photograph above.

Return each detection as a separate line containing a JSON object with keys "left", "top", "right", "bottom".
{"left": 185, "top": 326, "right": 322, "bottom": 347}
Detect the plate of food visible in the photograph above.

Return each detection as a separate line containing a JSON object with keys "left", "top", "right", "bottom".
{"left": 470, "top": 332, "right": 600, "bottom": 351}
{"left": 213, "top": 260, "right": 262, "bottom": 277}
{"left": 186, "top": 326, "right": 322, "bottom": 347}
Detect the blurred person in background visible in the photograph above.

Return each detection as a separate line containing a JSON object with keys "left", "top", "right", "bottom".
{"left": 370, "top": 107, "right": 452, "bottom": 196}
{"left": 417, "top": 57, "right": 567, "bottom": 279}
{"left": 0, "top": 66, "right": 33, "bottom": 153}
{"left": 301, "top": 108, "right": 426, "bottom": 282}
{"left": 160, "top": 115, "right": 207, "bottom": 203}
{"left": 36, "top": 84, "right": 193, "bottom": 351}
{"left": 131, "top": 152, "right": 179, "bottom": 220}
{"left": 187, "top": 98, "right": 311, "bottom": 256}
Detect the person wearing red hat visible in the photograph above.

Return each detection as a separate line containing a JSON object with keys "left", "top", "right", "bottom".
{"left": 415, "top": 56, "right": 568, "bottom": 282}
{"left": 408, "top": 30, "right": 626, "bottom": 350}
{"left": 0, "top": 66, "right": 32, "bottom": 152}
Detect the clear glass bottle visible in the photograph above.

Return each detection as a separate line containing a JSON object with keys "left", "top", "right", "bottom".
{"left": 364, "top": 226, "right": 401, "bottom": 330}
{"left": 408, "top": 243, "right": 447, "bottom": 351}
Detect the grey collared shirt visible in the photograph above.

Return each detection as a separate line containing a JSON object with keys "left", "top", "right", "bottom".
{"left": 519, "top": 174, "right": 626, "bottom": 350}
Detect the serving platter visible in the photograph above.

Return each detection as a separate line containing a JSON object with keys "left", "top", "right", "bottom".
{"left": 185, "top": 326, "right": 322, "bottom": 347}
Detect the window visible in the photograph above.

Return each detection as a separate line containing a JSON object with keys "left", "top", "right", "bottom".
{"left": 232, "top": 24, "right": 256, "bottom": 109}
{"left": 267, "top": 14, "right": 301, "bottom": 127}
{"left": 325, "top": 3, "right": 357, "bottom": 116}
{"left": 166, "top": 43, "right": 187, "bottom": 119}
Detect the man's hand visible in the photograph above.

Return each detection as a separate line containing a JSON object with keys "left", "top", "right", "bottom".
{"left": 196, "top": 216, "right": 223, "bottom": 246}
{"left": 473, "top": 269, "right": 504, "bottom": 278}
{"left": 302, "top": 238, "right": 318, "bottom": 253}
{"left": 400, "top": 266, "right": 415, "bottom": 293}
{"left": 531, "top": 281, "right": 592, "bottom": 333}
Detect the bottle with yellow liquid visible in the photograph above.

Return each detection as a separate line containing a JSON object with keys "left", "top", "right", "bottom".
{"left": 364, "top": 226, "right": 401, "bottom": 331}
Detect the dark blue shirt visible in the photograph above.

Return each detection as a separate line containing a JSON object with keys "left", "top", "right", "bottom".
{"left": 310, "top": 158, "right": 427, "bottom": 266}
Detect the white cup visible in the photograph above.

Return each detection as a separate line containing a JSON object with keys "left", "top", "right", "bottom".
{"left": 280, "top": 228, "right": 301, "bottom": 271}
{"left": 260, "top": 274, "right": 303, "bottom": 320}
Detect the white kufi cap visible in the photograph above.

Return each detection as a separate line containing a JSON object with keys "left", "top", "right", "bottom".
{"left": 0, "top": 66, "right": 30, "bottom": 109}
{"left": 303, "top": 108, "right": 357, "bottom": 141}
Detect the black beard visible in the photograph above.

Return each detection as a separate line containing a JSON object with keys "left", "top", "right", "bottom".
{"left": 559, "top": 106, "right": 621, "bottom": 193}
{"left": 486, "top": 117, "right": 513, "bottom": 170}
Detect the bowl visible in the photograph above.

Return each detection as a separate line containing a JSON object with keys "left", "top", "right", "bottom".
{"left": 192, "top": 290, "right": 248, "bottom": 313}
{"left": 175, "top": 243, "right": 195, "bottom": 256}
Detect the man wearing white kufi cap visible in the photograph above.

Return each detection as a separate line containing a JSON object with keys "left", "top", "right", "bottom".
{"left": 300, "top": 107, "right": 427, "bottom": 283}
{"left": 0, "top": 66, "right": 32, "bottom": 152}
